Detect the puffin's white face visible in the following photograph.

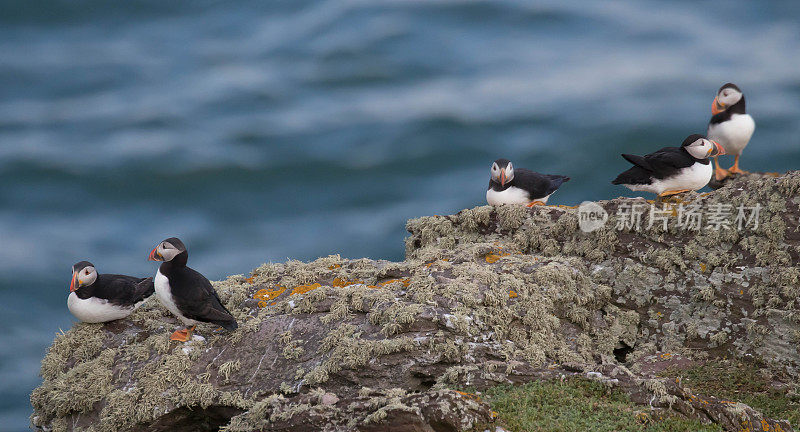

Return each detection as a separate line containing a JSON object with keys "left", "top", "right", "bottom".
{"left": 149, "top": 241, "right": 182, "bottom": 262}
{"left": 70, "top": 265, "right": 97, "bottom": 292}
{"left": 712, "top": 87, "right": 742, "bottom": 114}
{"left": 490, "top": 161, "right": 515, "bottom": 186}
{"left": 685, "top": 137, "right": 725, "bottom": 159}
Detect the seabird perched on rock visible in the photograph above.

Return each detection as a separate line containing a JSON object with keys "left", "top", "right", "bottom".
{"left": 707, "top": 83, "right": 755, "bottom": 180}
{"left": 611, "top": 134, "right": 725, "bottom": 197}
{"left": 148, "top": 237, "right": 238, "bottom": 341}
{"left": 67, "top": 261, "right": 154, "bottom": 323}
{"left": 486, "top": 158, "right": 570, "bottom": 206}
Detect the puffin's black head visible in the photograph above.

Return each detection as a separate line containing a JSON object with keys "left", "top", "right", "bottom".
{"left": 148, "top": 237, "right": 187, "bottom": 262}
{"left": 681, "top": 134, "right": 725, "bottom": 159}
{"left": 70, "top": 261, "right": 97, "bottom": 292}
{"left": 712, "top": 83, "right": 744, "bottom": 115}
{"left": 490, "top": 158, "right": 515, "bottom": 186}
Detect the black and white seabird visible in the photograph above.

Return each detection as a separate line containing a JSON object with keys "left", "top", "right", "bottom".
{"left": 148, "top": 237, "right": 238, "bottom": 341}
{"left": 67, "top": 261, "right": 154, "bottom": 323}
{"left": 611, "top": 134, "right": 725, "bottom": 197}
{"left": 707, "top": 83, "right": 755, "bottom": 180}
{"left": 486, "top": 158, "right": 569, "bottom": 206}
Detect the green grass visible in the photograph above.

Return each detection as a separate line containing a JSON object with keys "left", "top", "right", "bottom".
{"left": 661, "top": 359, "right": 800, "bottom": 426}
{"left": 484, "top": 378, "right": 722, "bottom": 432}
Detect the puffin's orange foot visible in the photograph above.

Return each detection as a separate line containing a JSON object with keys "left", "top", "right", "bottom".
{"left": 658, "top": 189, "right": 690, "bottom": 198}
{"left": 170, "top": 326, "right": 196, "bottom": 342}
{"left": 526, "top": 201, "right": 545, "bottom": 207}
{"left": 728, "top": 165, "right": 748, "bottom": 175}
{"left": 714, "top": 166, "right": 729, "bottom": 181}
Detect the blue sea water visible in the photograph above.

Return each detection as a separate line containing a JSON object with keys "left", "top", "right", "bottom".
{"left": 2, "top": 0, "right": 800, "bottom": 429}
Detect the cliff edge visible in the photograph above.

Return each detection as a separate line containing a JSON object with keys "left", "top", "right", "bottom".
{"left": 31, "top": 172, "right": 800, "bottom": 431}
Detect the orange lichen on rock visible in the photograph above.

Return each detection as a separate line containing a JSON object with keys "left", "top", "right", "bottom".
{"left": 328, "top": 264, "right": 341, "bottom": 270}
{"left": 486, "top": 248, "right": 511, "bottom": 264}
{"left": 485, "top": 254, "right": 502, "bottom": 263}
{"left": 454, "top": 390, "right": 481, "bottom": 401}
{"left": 367, "top": 278, "right": 411, "bottom": 289}
{"left": 254, "top": 286, "right": 287, "bottom": 302}
{"left": 291, "top": 283, "right": 322, "bottom": 296}
{"left": 243, "top": 275, "right": 255, "bottom": 284}
{"left": 331, "top": 277, "right": 363, "bottom": 288}
{"left": 509, "top": 290, "right": 518, "bottom": 298}
{"left": 485, "top": 251, "right": 511, "bottom": 263}
{"left": 253, "top": 285, "right": 288, "bottom": 308}
{"left": 379, "top": 278, "right": 410, "bottom": 287}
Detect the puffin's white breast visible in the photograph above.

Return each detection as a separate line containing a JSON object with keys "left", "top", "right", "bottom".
{"left": 67, "top": 292, "right": 133, "bottom": 323}
{"left": 623, "top": 161, "right": 712, "bottom": 194}
{"left": 707, "top": 113, "right": 755, "bottom": 156}
{"left": 486, "top": 186, "right": 537, "bottom": 206}
{"left": 154, "top": 269, "right": 198, "bottom": 326}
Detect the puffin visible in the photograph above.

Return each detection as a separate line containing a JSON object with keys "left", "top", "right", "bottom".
{"left": 67, "top": 261, "right": 154, "bottom": 323}
{"left": 611, "top": 134, "right": 725, "bottom": 197}
{"left": 486, "top": 158, "right": 570, "bottom": 206}
{"left": 707, "top": 83, "right": 755, "bottom": 180}
{"left": 148, "top": 237, "right": 238, "bottom": 341}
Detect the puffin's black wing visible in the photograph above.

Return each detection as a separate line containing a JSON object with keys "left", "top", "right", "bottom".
{"left": 513, "top": 169, "right": 570, "bottom": 198}
{"left": 612, "top": 147, "right": 694, "bottom": 185}
{"left": 541, "top": 174, "right": 570, "bottom": 195}
{"left": 171, "top": 267, "right": 238, "bottom": 330}
{"left": 621, "top": 154, "right": 653, "bottom": 171}
{"left": 89, "top": 274, "right": 154, "bottom": 307}
{"left": 132, "top": 277, "right": 155, "bottom": 303}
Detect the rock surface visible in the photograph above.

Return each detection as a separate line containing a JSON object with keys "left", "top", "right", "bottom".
{"left": 31, "top": 172, "right": 800, "bottom": 431}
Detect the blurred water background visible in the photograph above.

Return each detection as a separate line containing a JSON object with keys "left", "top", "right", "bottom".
{"left": 2, "top": 0, "right": 800, "bottom": 429}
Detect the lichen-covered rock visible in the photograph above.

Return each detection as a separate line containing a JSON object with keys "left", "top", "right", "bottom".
{"left": 31, "top": 172, "right": 800, "bottom": 432}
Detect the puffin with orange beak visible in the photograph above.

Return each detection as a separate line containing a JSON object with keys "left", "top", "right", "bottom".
{"left": 707, "top": 83, "right": 755, "bottom": 180}
{"left": 148, "top": 237, "right": 238, "bottom": 342}
{"left": 486, "top": 158, "right": 570, "bottom": 206}
{"left": 612, "top": 134, "right": 725, "bottom": 197}
{"left": 67, "top": 261, "right": 154, "bottom": 323}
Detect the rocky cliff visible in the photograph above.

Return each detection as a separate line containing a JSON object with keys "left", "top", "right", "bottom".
{"left": 31, "top": 172, "right": 800, "bottom": 431}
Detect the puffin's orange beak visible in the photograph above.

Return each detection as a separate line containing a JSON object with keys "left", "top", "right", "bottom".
{"left": 711, "top": 97, "right": 725, "bottom": 115}
{"left": 500, "top": 169, "right": 507, "bottom": 187}
{"left": 148, "top": 247, "right": 162, "bottom": 261}
{"left": 712, "top": 140, "right": 726, "bottom": 156}
{"left": 70, "top": 271, "right": 79, "bottom": 292}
